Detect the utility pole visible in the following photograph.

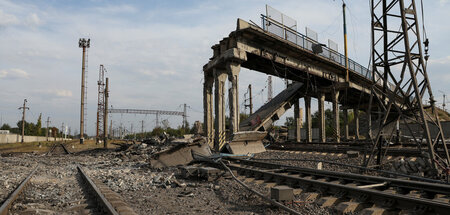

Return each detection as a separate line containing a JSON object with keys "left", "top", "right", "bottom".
{"left": 141, "top": 120, "right": 144, "bottom": 134}
{"left": 245, "top": 84, "right": 253, "bottom": 115}
{"left": 109, "top": 119, "right": 112, "bottom": 139}
{"left": 343, "top": 2, "right": 349, "bottom": 82}
{"left": 18, "top": 99, "right": 29, "bottom": 143}
{"left": 104, "top": 77, "right": 109, "bottom": 148}
{"left": 61, "top": 122, "right": 64, "bottom": 140}
{"left": 444, "top": 94, "right": 446, "bottom": 112}
{"left": 130, "top": 123, "right": 134, "bottom": 139}
{"left": 155, "top": 112, "right": 159, "bottom": 128}
{"left": 46, "top": 117, "right": 51, "bottom": 141}
{"left": 439, "top": 90, "right": 446, "bottom": 112}
{"left": 182, "top": 103, "right": 190, "bottom": 129}
{"left": 79, "top": 38, "right": 90, "bottom": 144}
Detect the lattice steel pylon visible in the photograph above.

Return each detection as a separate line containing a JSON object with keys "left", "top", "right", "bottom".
{"left": 366, "top": 0, "right": 450, "bottom": 175}
{"left": 96, "top": 65, "right": 107, "bottom": 143}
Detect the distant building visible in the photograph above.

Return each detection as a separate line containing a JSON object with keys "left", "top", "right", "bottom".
{"left": 0, "top": 130, "right": 10, "bottom": 134}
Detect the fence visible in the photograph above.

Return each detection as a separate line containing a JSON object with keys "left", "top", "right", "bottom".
{"left": 261, "top": 14, "right": 372, "bottom": 80}
{"left": 0, "top": 134, "right": 67, "bottom": 144}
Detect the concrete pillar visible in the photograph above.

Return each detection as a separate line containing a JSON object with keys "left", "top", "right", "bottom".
{"left": 332, "top": 91, "right": 340, "bottom": 143}
{"left": 203, "top": 73, "right": 214, "bottom": 147}
{"left": 318, "top": 93, "right": 326, "bottom": 142}
{"left": 343, "top": 108, "right": 349, "bottom": 140}
{"left": 305, "top": 96, "right": 312, "bottom": 142}
{"left": 294, "top": 99, "right": 301, "bottom": 142}
{"left": 214, "top": 68, "right": 227, "bottom": 151}
{"left": 354, "top": 109, "right": 360, "bottom": 140}
{"left": 227, "top": 62, "right": 240, "bottom": 134}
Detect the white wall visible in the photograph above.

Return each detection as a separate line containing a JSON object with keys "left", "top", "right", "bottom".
{"left": 0, "top": 134, "right": 68, "bottom": 144}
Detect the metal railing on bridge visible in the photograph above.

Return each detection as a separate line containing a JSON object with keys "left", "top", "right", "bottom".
{"left": 261, "top": 14, "right": 372, "bottom": 81}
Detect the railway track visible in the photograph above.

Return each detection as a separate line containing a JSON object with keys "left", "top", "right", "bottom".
{"left": 224, "top": 157, "right": 450, "bottom": 214}
{"left": 268, "top": 143, "right": 446, "bottom": 157}
{"left": 0, "top": 162, "right": 136, "bottom": 214}
{"left": 46, "top": 142, "right": 71, "bottom": 156}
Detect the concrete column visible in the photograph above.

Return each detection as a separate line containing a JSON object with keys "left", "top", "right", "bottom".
{"left": 332, "top": 91, "right": 340, "bottom": 143}
{"left": 294, "top": 99, "right": 301, "bottom": 142}
{"left": 214, "top": 68, "right": 228, "bottom": 151}
{"left": 354, "top": 108, "right": 360, "bottom": 140}
{"left": 203, "top": 73, "right": 214, "bottom": 147}
{"left": 305, "top": 96, "right": 312, "bottom": 142}
{"left": 227, "top": 62, "right": 240, "bottom": 134}
{"left": 318, "top": 93, "right": 326, "bottom": 142}
{"left": 343, "top": 108, "right": 349, "bottom": 140}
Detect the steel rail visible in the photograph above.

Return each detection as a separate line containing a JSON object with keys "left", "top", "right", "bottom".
{"left": 77, "top": 165, "right": 119, "bottom": 215}
{"left": 45, "top": 142, "right": 58, "bottom": 156}
{"left": 226, "top": 159, "right": 450, "bottom": 214}
{"left": 249, "top": 157, "right": 446, "bottom": 184}
{"left": 0, "top": 165, "right": 39, "bottom": 215}
{"left": 268, "top": 144, "right": 448, "bottom": 157}
{"left": 60, "top": 143, "right": 71, "bottom": 154}
{"left": 229, "top": 158, "right": 450, "bottom": 194}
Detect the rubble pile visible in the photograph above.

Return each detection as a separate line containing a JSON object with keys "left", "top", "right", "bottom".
{"left": 387, "top": 155, "right": 435, "bottom": 177}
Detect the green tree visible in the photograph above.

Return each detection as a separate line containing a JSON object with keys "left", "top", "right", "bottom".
{"left": 240, "top": 113, "right": 249, "bottom": 122}
{"left": 284, "top": 117, "right": 295, "bottom": 130}
{"left": 36, "top": 113, "right": 42, "bottom": 136}
{"left": 1, "top": 123, "right": 11, "bottom": 131}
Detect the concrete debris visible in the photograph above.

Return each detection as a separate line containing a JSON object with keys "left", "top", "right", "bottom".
{"left": 346, "top": 151, "right": 359, "bottom": 158}
{"left": 149, "top": 136, "right": 212, "bottom": 168}
{"left": 390, "top": 156, "right": 433, "bottom": 177}
{"left": 225, "top": 131, "right": 267, "bottom": 154}
{"left": 180, "top": 165, "right": 233, "bottom": 181}
{"left": 271, "top": 185, "right": 294, "bottom": 201}
{"left": 178, "top": 191, "right": 195, "bottom": 197}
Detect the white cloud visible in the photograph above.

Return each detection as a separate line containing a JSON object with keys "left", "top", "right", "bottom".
{"left": 429, "top": 56, "right": 450, "bottom": 64}
{"left": 0, "top": 9, "right": 19, "bottom": 26}
{"left": 26, "top": 13, "right": 41, "bottom": 26}
{"left": 54, "top": 90, "right": 73, "bottom": 97}
{"left": 34, "top": 89, "right": 73, "bottom": 98}
{"left": 94, "top": 4, "right": 137, "bottom": 14}
{"left": 0, "top": 68, "right": 29, "bottom": 79}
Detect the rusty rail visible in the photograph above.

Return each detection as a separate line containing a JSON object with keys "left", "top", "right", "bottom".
{"left": 60, "top": 143, "right": 71, "bottom": 154}
{"left": 77, "top": 165, "right": 119, "bottom": 215}
{"left": 0, "top": 165, "right": 39, "bottom": 215}
{"left": 225, "top": 158, "right": 450, "bottom": 214}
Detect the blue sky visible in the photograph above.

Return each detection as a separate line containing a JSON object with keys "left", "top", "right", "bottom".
{"left": 1, "top": 0, "right": 450, "bottom": 136}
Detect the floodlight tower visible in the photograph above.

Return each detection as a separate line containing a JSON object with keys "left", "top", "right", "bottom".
{"left": 79, "top": 38, "right": 90, "bottom": 144}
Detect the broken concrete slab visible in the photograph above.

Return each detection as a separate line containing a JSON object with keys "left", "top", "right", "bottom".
{"left": 225, "top": 131, "right": 267, "bottom": 154}
{"left": 149, "top": 138, "right": 211, "bottom": 168}
{"left": 225, "top": 141, "right": 266, "bottom": 155}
